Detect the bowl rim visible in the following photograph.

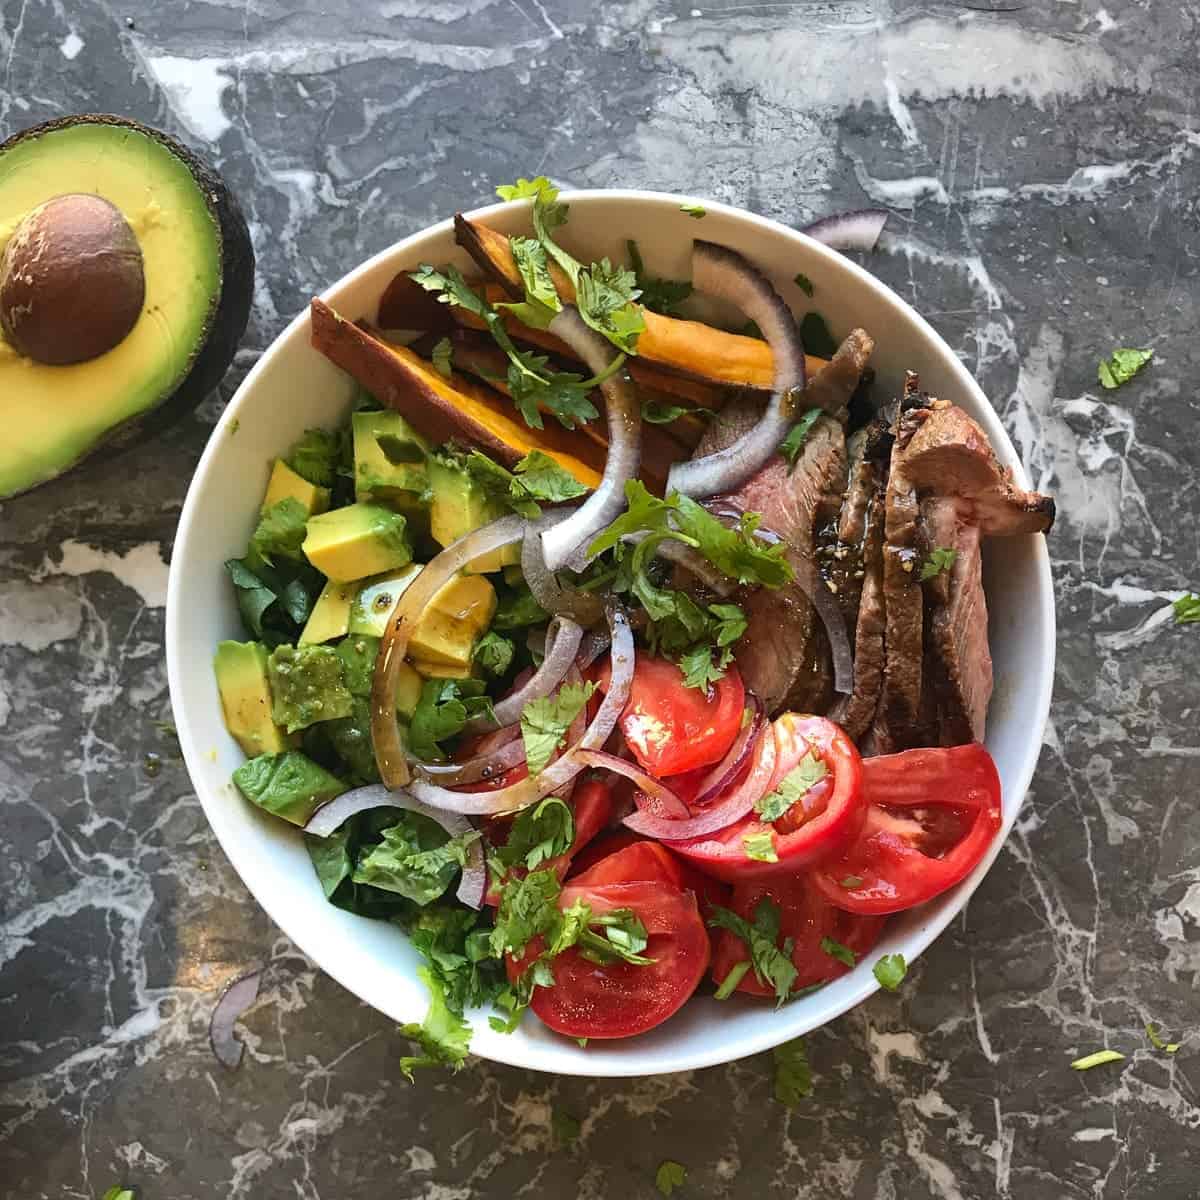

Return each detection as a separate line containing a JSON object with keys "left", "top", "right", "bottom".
{"left": 167, "top": 188, "right": 1055, "bottom": 1076}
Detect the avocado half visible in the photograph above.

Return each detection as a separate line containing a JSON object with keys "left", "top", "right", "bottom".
{"left": 0, "top": 114, "right": 254, "bottom": 498}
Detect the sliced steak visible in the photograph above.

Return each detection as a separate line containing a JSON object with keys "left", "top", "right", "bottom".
{"left": 805, "top": 328, "right": 875, "bottom": 419}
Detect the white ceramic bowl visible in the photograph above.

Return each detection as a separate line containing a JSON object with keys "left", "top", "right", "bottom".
{"left": 167, "top": 191, "right": 1054, "bottom": 1077}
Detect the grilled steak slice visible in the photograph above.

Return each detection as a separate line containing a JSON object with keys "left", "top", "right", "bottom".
{"left": 805, "top": 328, "right": 875, "bottom": 419}
{"left": 900, "top": 400, "right": 1055, "bottom": 535}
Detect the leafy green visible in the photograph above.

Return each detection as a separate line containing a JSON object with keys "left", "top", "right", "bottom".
{"left": 334, "top": 636, "right": 379, "bottom": 697}
{"left": 742, "top": 830, "right": 778, "bottom": 863}
{"left": 680, "top": 203, "right": 706, "bottom": 218}
{"left": 405, "top": 901, "right": 506, "bottom": 1019}
{"left": 1173, "top": 593, "right": 1200, "bottom": 624}
{"left": 521, "top": 682, "right": 595, "bottom": 775}
{"left": 102, "top": 1189, "right": 135, "bottom": 1200}
{"left": 492, "top": 583, "right": 549, "bottom": 631}
{"left": 678, "top": 643, "right": 734, "bottom": 691}
{"left": 323, "top": 699, "right": 382, "bottom": 784}
{"left": 250, "top": 497, "right": 309, "bottom": 566}
{"left": 225, "top": 558, "right": 280, "bottom": 638}
{"left": 407, "top": 677, "right": 495, "bottom": 761}
{"left": 509, "top": 235, "right": 562, "bottom": 315}
{"left": 1146, "top": 1023, "right": 1182, "bottom": 1054}
{"left": 233, "top": 751, "right": 345, "bottom": 827}
{"left": 820, "top": 937, "right": 857, "bottom": 967}
{"left": 285, "top": 427, "right": 340, "bottom": 487}
{"left": 799, "top": 311, "right": 838, "bottom": 358}
{"left": 489, "top": 867, "right": 564, "bottom": 960}
{"left": 713, "top": 959, "right": 750, "bottom": 999}
{"left": 920, "top": 547, "right": 958, "bottom": 580}
{"left": 514, "top": 450, "right": 590, "bottom": 502}
{"left": 497, "top": 797, "right": 575, "bottom": 870}
{"left": 1098, "top": 347, "right": 1152, "bottom": 390}
{"left": 267, "top": 643, "right": 355, "bottom": 732}
{"left": 551, "top": 1107, "right": 581, "bottom": 1145}
{"left": 473, "top": 630, "right": 515, "bottom": 677}
{"left": 641, "top": 398, "right": 690, "bottom": 425}
{"left": 656, "top": 1160, "right": 687, "bottom": 1196}
{"left": 873, "top": 953, "right": 907, "bottom": 991}
{"left": 352, "top": 816, "right": 479, "bottom": 905}
{"left": 573, "top": 905, "right": 653, "bottom": 966}
{"left": 496, "top": 176, "right": 556, "bottom": 201}
{"left": 627, "top": 239, "right": 692, "bottom": 317}
{"left": 708, "top": 898, "right": 797, "bottom": 1007}
{"left": 773, "top": 1037, "right": 813, "bottom": 1107}
{"left": 399, "top": 964, "right": 472, "bottom": 1079}
{"left": 756, "top": 750, "right": 828, "bottom": 823}
{"left": 793, "top": 272, "right": 814, "bottom": 297}
{"left": 1070, "top": 1049, "right": 1125, "bottom": 1071}
{"left": 430, "top": 336, "right": 453, "bottom": 378}
{"left": 779, "top": 408, "right": 822, "bottom": 467}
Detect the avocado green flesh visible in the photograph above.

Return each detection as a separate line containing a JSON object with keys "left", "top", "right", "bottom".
{"left": 0, "top": 120, "right": 223, "bottom": 497}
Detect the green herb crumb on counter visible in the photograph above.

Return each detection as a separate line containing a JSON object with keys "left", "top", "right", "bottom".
{"left": 1097, "top": 346, "right": 1152, "bottom": 389}
{"left": 655, "top": 1160, "right": 687, "bottom": 1195}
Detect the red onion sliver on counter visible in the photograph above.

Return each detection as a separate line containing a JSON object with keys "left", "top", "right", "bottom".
{"left": 210, "top": 965, "right": 263, "bottom": 1070}
{"left": 574, "top": 749, "right": 691, "bottom": 819}
{"left": 540, "top": 307, "right": 641, "bottom": 572}
{"left": 800, "top": 210, "right": 888, "bottom": 253}
{"left": 462, "top": 616, "right": 584, "bottom": 735}
{"left": 692, "top": 695, "right": 765, "bottom": 806}
{"left": 666, "top": 241, "right": 807, "bottom": 499}
{"left": 623, "top": 722, "right": 778, "bottom": 841}
{"left": 371, "top": 514, "right": 526, "bottom": 788}
{"left": 408, "top": 605, "right": 635, "bottom": 816}
{"left": 303, "top": 785, "right": 487, "bottom": 908}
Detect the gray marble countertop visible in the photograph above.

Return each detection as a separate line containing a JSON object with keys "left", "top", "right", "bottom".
{"left": 2, "top": 2, "right": 1198, "bottom": 1197}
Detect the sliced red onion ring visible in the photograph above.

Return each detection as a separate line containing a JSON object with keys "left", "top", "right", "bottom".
{"left": 621, "top": 531, "right": 737, "bottom": 598}
{"left": 303, "top": 785, "right": 487, "bottom": 908}
{"left": 666, "top": 241, "right": 807, "bottom": 499}
{"left": 782, "top": 544, "right": 853, "bottom": 696}
{"left": 623, "top": 722, "right": 778, "bottom": 841}
{"left": 574, "top": 749, "right": 691, "bottom": 819}
{"left": 577, "top": 629, "right": 610, "bottom": 670}
{"left": 522, "top": 511, "right": 605, "bottom": 626}
{"left": 558, "top": 664, "right": 588, "bottom": 804}
{"left": 371, "top": 514, "right": 526, "bottom": 788}
{"left": 800, "top": 210, "right": 888, "bottom": 252}
{"left": 692, "top": 696, "right": 764, "bottom": 807}
{"left": 540, "top": 307, "right": 641, "bottom": 572}
{"left": 411, "top": 732, "right": 527, "bottom": 786}
{"left": 408, "top": 605, "right": 635, "bottom": 815}
{"left": 210, "top": 965, "right": 263, "bottom": 1070}
{"left": 462, "top": 616, "right": 584, "bottom": 735}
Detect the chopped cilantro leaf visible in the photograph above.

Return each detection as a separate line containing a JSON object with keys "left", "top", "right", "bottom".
{"left": 102, "top": 1189, "right": 135, "bottom": 1200}
{"left": 799, "top": 311, "right": 838, "bottom": 358}
{"left": 430, "top": 336, "right": 453, "bottom": 378}
{"left": 873, "top": 953, "right": 907, "bottom": 991}
{"left": 793, "top": 272, "right": 814, "bottom": 296}
{"left": 399, "top": 964, "right": 472, "bottom": 1079}
{"left": 489, "top": 867, "right": 563, "bottom": 960}
{"left": 773, "top": 1036, "right": 813, "bottom": 1107}
{"left": 408, "top": 678, "right": 495, "bottom": 762}
{"left": 509, "top": 234, "right": 562, "bottom": 315}
{"left": 285, "top": 427, "right": 339, "bottom": 486}
{"left": 1146, "top": 1023, "right": 1182, "bottom": 1054}
{"left": 250, "top": 497, "right": 309, "bottom": 566}
{"left": 473, "top": 630, "right": 515, "bottom": 678}
{"left": 656, "top": 1160, "right": 687, "bottom": 1196}
{"left": 1070, "top": 1049, "right": 1125, "bottom": 1071}
{"left": 1098, "top": 347, "right": 1152, "bottom": 390}
{"left": 920, "top": 547, "right": 958, "bottom": 580}
{"left": 709, "top": 602, "right": 748, "bottom": 647}
{"left": 678, "top": 644, "right": 733, "bottom": 691}
{"left": 642, "top": 398, "right": 690, "bottom": 425}
{"left": 551, "top": 1106, "right": 581, "bottom": 1144}
{"left": 819, "top": 936, "right": 856, "bottom": 967}
{"left": 779, "top": 408, "right": 822, "bottom": 466}
{"left": 496, "top": 176, "right": 556, "bottom": 201}
{"left": 1173, "top": 592, "right": 1200, "bottom": 624}
{"left": 498, "top": 797, "right": 575, "bottom": 871}
{"left": 520, "top": 682, "right": 595, "bottom": 776}
{"left": 755, "top": 750, "right": 828, "bottom": 823}
{"left": 708, "top": 898, "right": 797, "bottom": 1007}
{"left": 514, "top": 449, "right": 589, "bottom": 502}
{"left": 742, "top": 830, "right": 778, "bottom": 862}
{"left": 680, "top": 203, "right": 707, "bottom": 218}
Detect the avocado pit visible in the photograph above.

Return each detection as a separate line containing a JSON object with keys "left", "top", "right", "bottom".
{"left": 0, "top": 192, "right": 145, "bottom": 365}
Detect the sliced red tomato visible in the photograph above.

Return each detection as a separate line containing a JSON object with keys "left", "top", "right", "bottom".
{"left": 595, "top": 655, "right": 745, "bottom": 777}
{"left": 670, "top": 714, "right": 865, "bottom": 882}
{"left": 567, "top": 830, "right": 646, "bottom": 877}
{"left": 507, "top": 880, "right": 710, "bottom": 1039}
{"left": 811, "top": 743, "right": 1002, "bottom": 915}
{"left": 710, "top": 875, "right": 885, "bottom": 998}
{"left": 569, "top": 838, "right": 731, "bottom": 918}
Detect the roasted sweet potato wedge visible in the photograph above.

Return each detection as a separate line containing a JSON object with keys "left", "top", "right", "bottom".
{"left": 310, "top": 298, "right": 603, "bottom": 488}
{"left": 453, "top": 214, "right": 829, "bottom": 392}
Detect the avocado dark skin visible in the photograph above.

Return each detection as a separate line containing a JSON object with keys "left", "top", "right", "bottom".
{"left": 0, "top": 114, "right": 255, "bottom": 494}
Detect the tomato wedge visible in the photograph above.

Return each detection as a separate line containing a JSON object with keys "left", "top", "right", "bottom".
{"left": 509, "top": 881, "right": 711, "bottom": 1039}
{"left": 569, "top": 837, "right": 731, "bottom": 918}
{"left": 811, "top": 743, "right": 1002, "bottom": 915}
{"left": 596, "top": 655, "right": 745, "bottom": 777}
{"left": 710, "top": 875, "right": 885, "bottom": 998}
{"left": 671, "top": 715, "right": 865, "bottom": 882}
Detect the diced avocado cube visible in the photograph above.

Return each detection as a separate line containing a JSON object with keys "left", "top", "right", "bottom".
{"left": 214, "top": 640, "right": 291, "bottom": 756}
{"left": 299, "top": 579, "right": 357, "bottom": 645}
{"left": 411, "top": 659, "right": 475, "bottom": 680}
{"left": 347, "top": 564, "right": 423, "bottom": 637}
{"left": 394, "top": 660, "right": 423, "bottom": 716}
{"left": 353, "top": 410, "right": 429, "bottom": 505}
{"left": 409, "top": 574, "right": 497, "bottom": 669}
{"left": 267, "top": 643, "right": 355, "bottom": 732}
{"left": 334, "top": 635, "right": 379, "bottom": 697}
{"left": 428, "top": 452, "right": 519, "bottom": 573}
{"left": 262, "top": 458, "right": 330, "bottom": 517}
{"left": 232, "top": 750, "right": 345, "bottom": 826}
{"left": 302, "top": 502, "right": 412, "bottom": 582}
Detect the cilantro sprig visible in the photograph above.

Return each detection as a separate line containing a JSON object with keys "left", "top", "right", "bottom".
{"left": 520, "top": 681, "right": 596, "bottom": 776}
{"left": 709, "top": 898, "right": 797, "bottom": 1007}
{"left": 920, "top": 547, "right": 958, "bottom": 580}
{"left": 773, "top": 1037, "right": 813, "bottom": 1106}
{"left": 1173, "top": 592, "right": 1200, "bottom": 624}
{"left": 496, "top": 797, "right": 575, "bottom": 871}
